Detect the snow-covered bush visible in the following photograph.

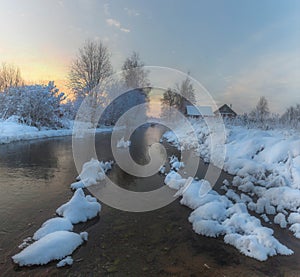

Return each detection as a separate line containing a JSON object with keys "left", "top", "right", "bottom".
{"left": 0, "top": 81, "right": 66, "bottom": 128}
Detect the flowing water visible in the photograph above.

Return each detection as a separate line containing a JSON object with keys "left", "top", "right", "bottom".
{"left": 0, "top": 125, "right": 300, "bottom": 276}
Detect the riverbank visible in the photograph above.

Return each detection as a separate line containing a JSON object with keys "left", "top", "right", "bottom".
{"left": 0, "top": 117, "right": 113, "bottom": 144}
{"left": 163, "top": 119, "right": 300, "bottom": 259}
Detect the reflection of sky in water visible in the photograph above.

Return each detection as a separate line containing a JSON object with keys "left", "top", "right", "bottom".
{"left": 147, "top": 88, "right": 165, "bottom": 118}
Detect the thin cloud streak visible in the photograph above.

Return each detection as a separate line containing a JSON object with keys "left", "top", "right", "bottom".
{"left": 106, "top": 18, "right": 130, "bottom": 33}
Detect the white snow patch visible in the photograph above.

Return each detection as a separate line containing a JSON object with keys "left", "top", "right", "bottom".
{"left": 116, "top": 137, "right": 131, "bottom": 148}
{"left": 159, "top": 165, "right": 166, "bottom": 174}
{"left": 164, "top": 170, "right": 186, "bottom": 190}
{"left": 274, "top": 213, "right": 287, "bottom": 228}
{"left": 56, "top": 256, "right": 73, "bottom": 267}
{"left": 289, "top": 223, "right": 300, "bottom": 239}
{"left": 56, "top": 188, "right": 101, "bottom": 224}
{"left": 288, "top": 213, "right": 300, "bottom": 224}
{"left": 33, "top": 217, "right": 73, "bottom": 240}
{"left": 0, "top": 117, "right": 112, "bottom": 144}
{"left": 12, "top": 231, "right": 85, "bottom": 266}
{"left": 169, "top": 155, "right": 184, "bottom": 170}
{"left": 71, "top": 158, "right": 112, "bottom": 189}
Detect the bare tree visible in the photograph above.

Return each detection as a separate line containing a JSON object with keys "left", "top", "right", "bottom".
{"left": 161, "top": 88, "right": 180, "bottom": 108}
{"left": 121, "top": 51, "right": 149, "bottom": 89}
{"left": 68, "top": 40, "right": 113, "bottom": 97}
{"left": 169, "top": 74, "right": 195, "bottom": 113}
{"left": 68, "top": 40, "right": 113, "bottom": 126}
{"left": 250, "top": 96, "right": 270, "bottom": 122}
{"left": 160, "top": 74, "right": 196, "bottom": 117}
{"left": 161, "top": 88, "right": 180, "bottom": 119}
{"left": 0, "top": 63, "right": 23, "bottom": 91}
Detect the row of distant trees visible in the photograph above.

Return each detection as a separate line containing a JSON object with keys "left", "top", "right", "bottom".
{"left": 0, "top": 40, "right": 149, "bottom": 128}
{"left": 227, "top": 96, "right": 300, "bottom": 130}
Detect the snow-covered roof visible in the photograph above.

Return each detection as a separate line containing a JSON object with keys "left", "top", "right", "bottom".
{"left": 186, "top": 105, "right": 214, "bottom": 116}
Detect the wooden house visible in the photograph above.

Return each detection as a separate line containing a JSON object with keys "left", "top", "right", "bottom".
{"left": 215, "top": 104, "right": 237, "bottom": 118}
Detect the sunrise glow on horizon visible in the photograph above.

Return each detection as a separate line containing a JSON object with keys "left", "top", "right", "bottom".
{"left": 0, "top": 0, "right": 299, "bottom": 113}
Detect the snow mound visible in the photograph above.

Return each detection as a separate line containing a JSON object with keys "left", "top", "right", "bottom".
{"left": 56, "top": 188, "right": 101, "bottom": 224}
{"left": 71, "top": 158, "right": 112, "bottom": 189}
{"left": 159, "top": 165, "right": 166, "bottom": 174}
{"left": 224, "top": 232, "right": 293, "bottom": 261}
{"left": 287, "top": 213, "right": 300, "bottom": 224}
{"left": 117, "top": 137, "right": 131, "bottom": 148}
{"left": 169, "top": 155, "right": 184, "bottom": 170}
{"left": 180, "top": 179, "right": 217, "bottom": 210}
{"left": 33, "top": 217, "right": 73, "bottom": 240}
{"left": 56, "top": 256, "right": 73, "bottom": 267}
{"left": 289, "top": 223, "right": 300, "bottom": 238}
{"left": 80, "top": 231, "right": 89, "bottom": 241}
{"left": 166, "top": 171, "right": 293, "bottom": 261}
{"left": 12, "top": 231, "right": 85, "bottom": 266}
{"left": 18, "top": 237, "right": 33, "bottom": 249}
{"left": 192, "top": 219, "right": 225, "bottom": 237}
{"left": 164, "top": 170, "right": 186, "bottom": 190}
{"left": 223, "top": 212, "right": 293, "bottom": 261}
{"left": 274, "top": 213, "right": 287, "bottom": 228}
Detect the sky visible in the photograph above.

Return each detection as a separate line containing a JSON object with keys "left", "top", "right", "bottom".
{"left": 0, "top": 0, "right": 299, "bottom": 114}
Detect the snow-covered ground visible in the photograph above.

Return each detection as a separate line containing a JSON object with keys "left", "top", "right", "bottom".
{"left": 0, "top": 116, "right": 113, "bottom": 144}
{"left": 163, "top": 118, "right": 300, "bottom": 260}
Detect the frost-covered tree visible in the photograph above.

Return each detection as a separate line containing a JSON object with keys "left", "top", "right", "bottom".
{"left": 0, "top": 63, "right": 23, "bottom": 91}
{"left": 250, "top": 96, "right": 270, "bottom": 122}
{"left": 121, "top": 51, "right": 149, "bottom": 89}
{"left": 0, "top": 82, "right": 66, "bottom": 128}
{"left": 281, "top": 104, "right": 300, "bottom": 128}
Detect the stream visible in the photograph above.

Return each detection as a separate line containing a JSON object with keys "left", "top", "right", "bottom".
{"left": 0, "top": 125, "right": 300, "bottom": 276}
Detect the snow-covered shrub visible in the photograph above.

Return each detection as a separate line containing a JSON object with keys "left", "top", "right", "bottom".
{"left": 0, "top": 81, "right": 66, "bottom": 128}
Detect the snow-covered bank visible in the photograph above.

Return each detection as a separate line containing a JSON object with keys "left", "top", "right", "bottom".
{"left": 163, "top": 119, "right": 300, "bottom": 260}
{"left": 165, "top": 170, "right": 293, "bottom": 261}
{"left": 0, "top": 117, "right": 113, "bottom": 144}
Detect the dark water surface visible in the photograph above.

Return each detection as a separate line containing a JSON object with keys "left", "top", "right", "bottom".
{"left": 0, "top": 125, "right": 300, "bottom": 276}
